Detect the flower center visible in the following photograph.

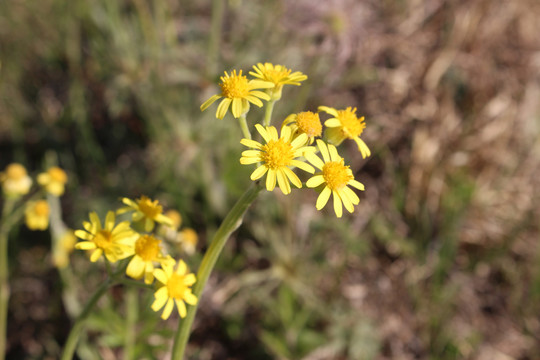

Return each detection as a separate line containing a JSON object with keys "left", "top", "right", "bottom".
{"left": 337, "top": 107, "right": 365, "bottom": 138}
{"left": 94, "top": 230, "right": 113, "bottom": 249}
{"left": 49, "top": 167, "right": 67, "bottom": 183}
{"left": 135, "top": 235, "right": 160, "bottom": 261}
{"left": 322, "top": 161, "right": 352, "bottom": 190}
{"left": 167, "top": 274, "right": 187, "bottom": 299}
{"left": 261, "top": 139, "right": 294, "bottom": 169}
{"left": 34, "top": 200, "right": 50, "bottom": 217}
{"left": 295, "top": 111, "right": 322, "bottom": 137}
{"left": 220, "top": 70, "right": 250, "bottom": 99}
{"left": 265, "top": 66, "right": 291, "bottom": 84}
{"left": 6, "top": 164, "right": 27, "bottom": 180}
{"left": 137, "top": 196, "right": 162, "bottom": 220}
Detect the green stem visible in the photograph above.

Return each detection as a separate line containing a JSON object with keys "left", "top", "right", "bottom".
{"left": 60, "top": 278, "right": 112, "bottom": 360}
{"left": 171, "top": 182, "right": 263, "bottom": 359}
{"left": 123, "top": 287, "right": 137, "bottom": 360}
{"left": 263, "top": 100, "right": 276, "bottom": 127}
{"left": 238, "top": 113, "right": 252, "bottom": 139}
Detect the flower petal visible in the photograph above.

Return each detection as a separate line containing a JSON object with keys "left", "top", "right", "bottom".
{"left": 161, "top": 298, "right": 174, "bottom": 320}
{"left": 276, "top": 169, "right": 291, "bottom": 194}
{"left": 240, "top": 139, "right": 263, "bottom": 149}
{"left": 175, "top": 299, "right": 187, "bottom": 318}
{"left": 306, "top": 175, "right": 325, "bottom": 188}
{"left": 266, "top": 169, "right": 277, "bottom": 191}
{"left": 316, "top": 140, "right": 330, "bottom": 163}
{"left": 290, "top": 160, "right": 314, "bottom": 174}
{"left": 232, "top": 97, "right": 243, "bottom": 118}
{"left": 318, "top": 106, "right": 339, "bottom": 117}
{"left": 250, "top": 165, "right": 268, "bottom": 180}
{"left": 333, "top": 191, "right": 343, "bottom": 218}
{"left": 282, "top": 167, "right": 302, "bottom": 189}
{"left": 316, "top": 187, "right": 331, "bottom": 210}
{"left": 126, "top": 257, "right": 145, "bottom": 279}
{"left": 200, "top": 94, "right": 221, "bottom": 111}
{"left": 216, "top": 98, "right": 232, "bottom": 119}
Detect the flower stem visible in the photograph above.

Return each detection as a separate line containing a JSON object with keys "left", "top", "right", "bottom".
{"left": 238, "top": 113, "right": 252, "bottom": 139}
{"left": 263, "top": 100, "right": 276, "bottom": 126}
{"left": 60, "top": 278, "right": 112, "bottom": 360}
{"left": 123, "top": 287, "right": 137, "bottom": 360}
{"left": 171, "top": 182, "right": 263, "bottom": 359}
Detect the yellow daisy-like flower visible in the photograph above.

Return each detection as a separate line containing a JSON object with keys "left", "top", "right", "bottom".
{"left": 164, "top": 209, "right": 182, "bottom": 230}
{"left": 118, "top": 196, "right": 174, "bottom": 232}
{"left": 177, "top": 228, "right": 198, "bottom": 255}
{"left": 25, "top": 200, "right": 50, "bottom": 230}
{"left": 37, "top": 166, "right": 68, "bottom": 196}
{"left": 240, "top": 124, "right": 315, "bottom": 194}
{"left": 126, "top": 234, "right": 174, "bottom": 284}
{"left": 53, "top": 230, "right": 77, "bottom": 269}
{"left": 282, "top": 111, "right": 322, "bottom": 144}
{"left": 305, "top": 140, "right": 365, "bottom": 218}
{"left": 200, "top": 69, "right": 273, "bottom": 119}
{"left": 151, "top": 260, "right": 198, "bottom": 319}
{"left": 0, "top": 163, "right": 32, "bottom": 197}
{"left": 318, "top": 106, "right": 371, "bottom": 159}
{"left": 74, "top": 211, "right": 136, "bottom": 263}
{"left": 249, "top": 63, "right": 307, "bottom": 100}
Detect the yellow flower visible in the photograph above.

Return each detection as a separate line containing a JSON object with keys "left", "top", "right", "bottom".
{"left": 200, "top": 69, "right": 273, "bottom": 119}
{"left": 53, "top": 230, "right": 77, "bottom": 269}
{"left": 126, "top": 234, "right": 174, "bottom": 284}
{"left": 74, "top": 211, "right": 136, "bottom": 263}
{"left": 178, "top": 228, "right": 198, "bottom": 255}
{"left": 318, "top": 106, "right": 371, "bottom": 158}
{"left": 249, "top": 63, "right": 307, "bottom": 100}
{"left": 25, "top": 200, "right": 50, "bottom": 230}
{"left": 240, "top": 124, "right": 315, "bottom": 194}
{"left": 151, "top": 260, "right": 198, "bottom": 319}
{"left": 164, "top": 210, "right": 182, "bottom": 230}
{"left": 305, "top": 140, "right": 365, "bottom": 218}
{"left": 37, "top": 167, "right": 68, "bottom": 196}
{"left": 282, "top": 111, "right": 322, "bottom": 144}
{"left": 0, "top": 163, "right": 32, "bottom": 197}
{"left": 118, "top": 196, "right": 174, "bottom": 232}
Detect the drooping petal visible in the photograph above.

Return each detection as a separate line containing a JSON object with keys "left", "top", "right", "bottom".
{"left": 276, "top": 169, "right": 291, "bottom": 194}
{"left": 324, "top": 118, "right": 342, "bottom": 128}
{"left": 338, "top": 189, "right": 355, "bottom": 213}
{"left": 266, "top": 169, "right": 277, "bottom": 191}
{"left": 161, "top": 298, "right": 175, "bottom": 320}
{"left": 126, "top": 257, "right": 145, "bottom": 279}
{"left": 216, "top": 98, "right": 232, "bottom": 119}
{"left": 232, "top": 97, "right": 243, "bottom": 118}
{"left": 151, "top": 288, "right": 169, "bottom": 311}
{"left": 332, "top": 191, "right": 343, "bottom": 218}
{"left": 245, "top": 95, "right": 263, "bottom": 107}
{"left": 354, "top": 137, "right": 371, "bottom": 158}
{"left": 318, "top": 106, "right": 339, "bottom": 117}
{"left": 175, "top": 299, "right": 187, "bottom": 318}
{"left": 342, "top": 186, "right": 360, "bottom": 205}
{"left": 316, "top": 187, "right": 332, "bottom": 210}
{"left": 90, "top": 249, "right": 103, "bottom": 262}
{"left": 282, "top": 167, "right": 302, "bottom": 189}
{"left": 200, "top": 94, "right": 221, "bottom": 111}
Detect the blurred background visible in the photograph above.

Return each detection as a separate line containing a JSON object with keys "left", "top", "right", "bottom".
{"left": 1, "top": 0, "right": 540, "bottom": 359}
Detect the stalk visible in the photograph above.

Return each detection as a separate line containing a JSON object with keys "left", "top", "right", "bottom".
{"left": 171, "top": 182, "right": 263, "bottom": 359}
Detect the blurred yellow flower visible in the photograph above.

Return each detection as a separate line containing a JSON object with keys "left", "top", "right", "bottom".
{"left": 178, "top": 228, "right": 198, "bottom": 255}
{"left": 53, "top": 230, "right": 77, "bottom": 269}
{"left": 37, "top": 166, "right": 68, "bottom": 196}
{"left": 118, "top": 196, "right": 173, "bottom": 232}
{"left": 74, "top": 211, "right": 136, "bottom": 263}
{"left": 249, "top": 63, "right": 307, "bottom": 100}
{"left": 164, "top": 210, "right": 182, "bottom": 230}
{"left": 0, "top": 163, "right": 32, "bottom": 197}
{"left": 126, "top": 234, "right": 174, "bottom": 284}
{"left": 318, "top": 106, "right": 371, "bottom": 158}
{"left": 305, "top": 140, "right": 365, "bottom": 218}
{"left": 240, "top": 124, "right": 314, "bottom": 194}
{"left": 25, "top": 200, "right": 50, "bottom": 230}
{"left": 282, "top": 111, "right": 322, "bottom": 144}
{"left": 200, "top": 69, "right": 273, "bottom": 119}
{"left": 151, "top": 260, "right": 197, "bottom": 319}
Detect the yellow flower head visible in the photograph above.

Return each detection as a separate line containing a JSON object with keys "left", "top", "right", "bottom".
{"left": 37, "top": 166, "right": 68, "bottom": 196}
{"left": 0, "top": 163, "right": 32, "bottom": 197}
{"left": 318, "top": 106, "right": 371, "bottom": 159}
{"left": 249, "top": 63, "right": 307, "bottom": 100}
{"left": 282, "top": 111, "right": 322, "bottom": 144}
{"left": 240, "top": 124, "right": 315, "bottom": 194}
{"left": 151, "top": 260, "right": 198, "bottom": 319}
{"left": 118, "top": 196, "right": 174, "bottom": 232}
{"left": 53, "top": 230, "right": 77, "bottom": 269}
{"left": 200, "top": 69, "right": 273, "bottom": 119}
{"left": 126, "top": 234, "right": 174, "bottom": 284}
{"left": 164, "top": 210, "right": 182, "bottom": 230}
{"left": 178, "top": 228, "right": 198, "bottom": 255}
{"left": 25, "top": 200, "right": 50, "bottom": 230}
{"left": 305, "top": 140, "right": 365, "bottom": 218}
{"left": 74, "top": 211, "right": 136, "bottom": 263}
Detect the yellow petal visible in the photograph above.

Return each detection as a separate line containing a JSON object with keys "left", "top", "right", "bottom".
{"left": 324, "top": 118, "right": 342, "bottom": 128}
{"left": 266, "top": 169, "right": 277, "bottom": 191}
{"left": 282, "top": 167, "right": 302, "bottom": 189}
{"left": 240, "top": 139, "right": 263, "bottom": 149}
{"left": 200, "top": 94, "right": 221, "bottom": 111}
{"left": 316, "top": 187, "right": 331, "bottom": 210}
{"left": 75, "top": 241, "right": 96, "bottom": 250}
{"left": 306, "top": 175, "right": 325, "bottom": 188}
{"left": 316, "top": 140, "right": 330, "bottom": 163}
{"left": 175, "top": 299, "right": 187, "bottom": 318}
{"left": 126, "top": 257, "right": 145, "bottom": 279}
{"left": 90, "top": 249, "right": 103, "bottom": 262}
{"left": 290, "top": 160, "right": 314, "bottom": 174}
{"left": 232, "top": 97, "right": 243, "bottom": 118}
{"left": 276, "top": 169, "right": 291, "bottom": 195}
{"left": 250, "top": 165, "right": 268, "bottom": 180}
{"left": 154, "top": 269, "right": 168, "bottom": 285}
{"left": 332, "top": 191, "right": 343, "bottom": 218}
{"left": 216, "top": 98, "right": 231, "bottom": 119}
{"left": 161, "top": 298, "right": 175, "bottom": 320}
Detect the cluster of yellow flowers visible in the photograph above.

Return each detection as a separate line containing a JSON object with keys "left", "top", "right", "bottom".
{"left": 74, "top": 196, "right": 198, "bottom": 320}
{"left": 201, "top": 63, "right": 370, "bottom": 217}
